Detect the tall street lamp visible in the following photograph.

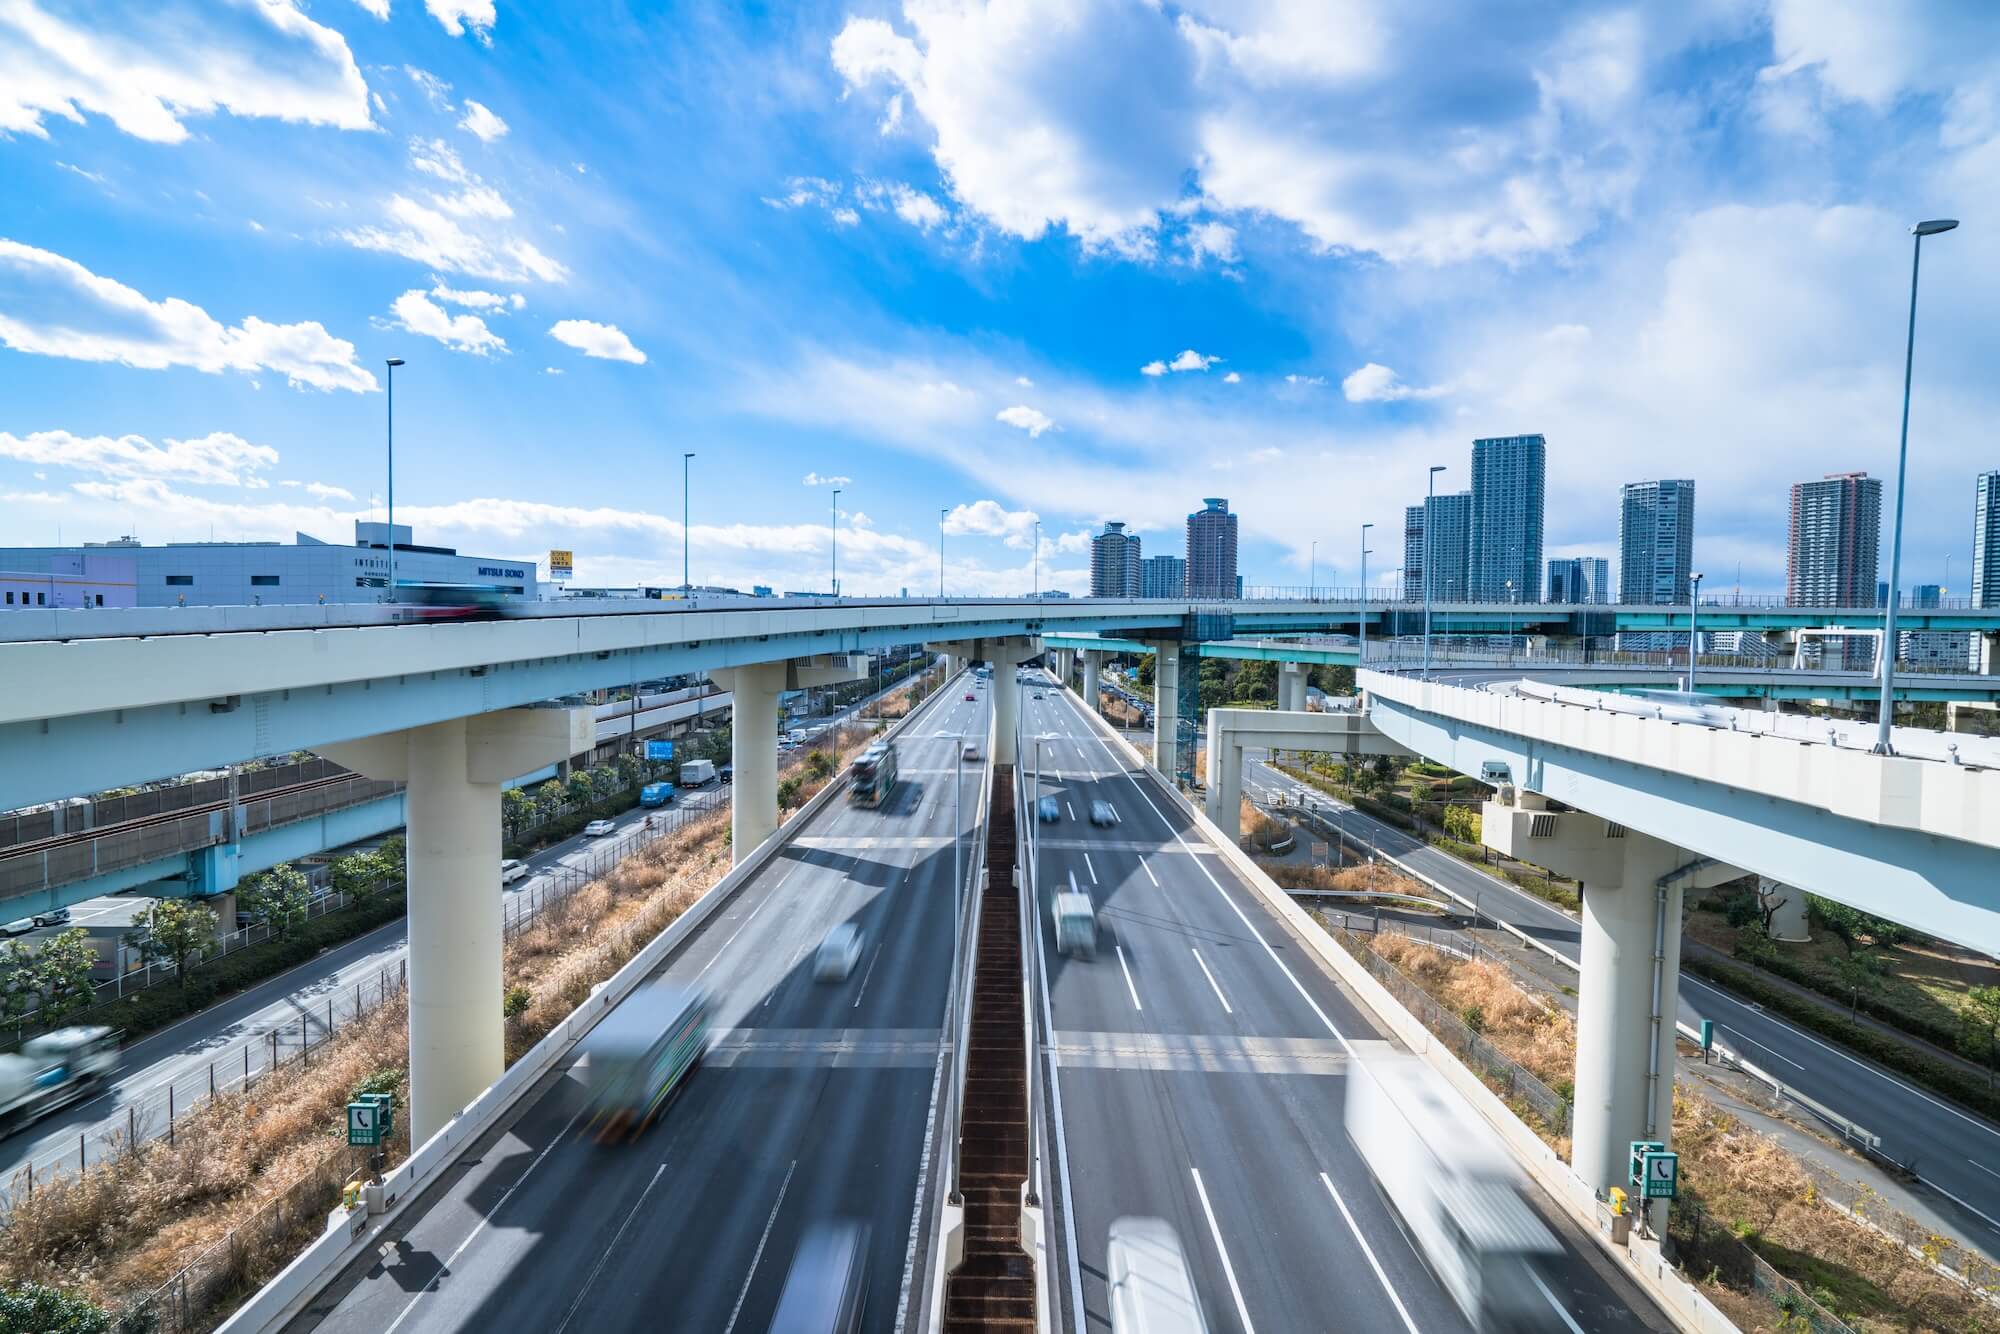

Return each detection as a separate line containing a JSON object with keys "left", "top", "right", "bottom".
{"left": 1423, "top": 464, "right": 1445, "bottom": 680}
{"left": 939, "top": 507, "right": 949, "bottom": 599}
{"left": 831, "top": 488, "right": 841, "bottom": 598}
{"left": 682, "top": 452, "right": 695, "bottom": 593}
{"left": 1877, "top": 218, "right": 1960, "bottom": 754}
{"left": 1358, "top": 523, "right": 1373, "bottom": 669}
{"left": 1033, "top": 519, "right": 1041, "bottom": 598}
{"left": 1309, "top": 539, "right": 1317, "bottom": 601}
{"left": 1505, "top": 579, "right": 1515, "bottom": 657}
{"left": 384, "top": 357, "right": 404, "bottom": 600}
{"left": 1688, "top": 572, "right": 1705, "bottom": 693}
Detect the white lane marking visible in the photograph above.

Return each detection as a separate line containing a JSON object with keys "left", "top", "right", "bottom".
{"left": 1682, "top": 974, "right": 2000, "bottom": 1141}
{"left": 1319, "top": 1173, "right": 1420, "bottom": 1334}
{"left": 1190, "top": 1168, "right": 1256, "bottom": 1334}
{"left": 1930, "top": 1177, "right": 2000, "bottom": 1233}
{"left": 1971, "top": 1157, "right": 2000, "bottom": 1183}
{"left": 1032, "top": 880, "right": 1089, "bottom": 1333}
{"left": 1140, "top": 858, "right": 1159, "bottom": 887}
{"left": 1529, "top": 1269, "right": 1588, "bottom": 1334}
{"left": 722, "top": 1158, "right": 798, "bottom": 1334}
{"left": 695, "top": 879, "right": 777, "bottom": 978}
{"left": 1082, "top": 852, "right": 1098, "bottom": 886}
{"left": 1721, "top": 1023, "right": 1804, "bottom": 1071}
{"left": 1191, "top": 948, "right": 1232, "bottom": 1014}
{"left": 853, "top": 943, "right": 885, "bottom": 1009}
{"left": 1053, "top": 768, "right": 1063, "bottom": 782}
{"left": 1065, "top": 802, "right": 1076, "bottom": 821}
{"left": 1115, "top": 945, "right": 1143, "bottom": 1011}
{"left": 553, "top": 1160, "right": 668, "bottom": 1334}
{"left": 1060, "top": 686, "right": 1358, "bottom": 1054}
{"left": 381, "top": 1100, "right": 589, "bottom": 1334}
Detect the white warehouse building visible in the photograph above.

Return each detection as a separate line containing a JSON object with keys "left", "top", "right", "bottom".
{"left": 0, "top": 522, "right": 536, "bottom": 610}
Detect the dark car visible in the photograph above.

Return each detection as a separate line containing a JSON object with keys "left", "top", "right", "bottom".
{"left": 1038, "top": 795, "right": 1060, "bottom": 823}
{"left": 1089, "top": 800, "right": 1119, "bottom": 827}
{"left": 767, "top": 1221, "right": 869, "bottom": 1334}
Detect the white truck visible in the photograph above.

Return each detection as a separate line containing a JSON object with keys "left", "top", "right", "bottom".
{"left": 1345, "top": 1055, "right": 1562, "bottom": 1333}
{"left": 679, "top": 759, "right": 717, "bottom": 787}
{"left": 0, "top": 1026, "right": 118, "bottom": 1130}
{"left": 1053, "top": 873, "right": 1098, "bottom": 960}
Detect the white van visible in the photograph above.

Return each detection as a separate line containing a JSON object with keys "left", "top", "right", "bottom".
{"left": 499, "top": 858, "right": 529, "bottom": 885}
{"left": 1107, "top": 1216, "right": 1208, "bottom": 1334}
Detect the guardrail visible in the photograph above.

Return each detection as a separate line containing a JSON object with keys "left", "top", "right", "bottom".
{"left": 209, "top": 664, "right": 960, "bottom": 1334}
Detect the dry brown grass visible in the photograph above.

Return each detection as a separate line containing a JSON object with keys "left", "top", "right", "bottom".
{"left": 1262, "top": 861, "right": 1445, "bottom": 905}
{"left": 1370, "top": 933, "right": 1573, "bottom": 1087}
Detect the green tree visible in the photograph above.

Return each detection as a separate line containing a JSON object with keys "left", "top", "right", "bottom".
{"left": 135, "top": 898, "right": 219, "bottom": 986}
{"left": 777, "top": 775, "right": 804, "bottom": 809}
{"left": 240, "top": 862, "right": 311, "bottom": 943}
{"left": 376, "top": 834, "right": 407, "bottom": 882}
{"left": 1962, "top": 986, "right": 2000, "bottom": 1084}
{"left": 0, "top": 1283, "right": 110, "bottom": 1334}
{"left": 1136, "top": 655, "right": 1155, "bottom": 687}
{"left": 32, "top": 929, "right": 99, "bottom": 1024}
{"left": 0, "top": 939, "right": 38, "bottom": 1022}
{"left": 501, "top": 787, "right": 533, "bottom": 840}
{"left": 806, "top": 749, "right": 835, "bottom": 780}
{"left": 564, "top": 770, "right": 595, "bottom": 806}
{"left": 1442, "top": 804, "right": 1481, "bottom": 844}
{"left": 1234, "top": 660, "right": 1277, "bottom": 702}
{"left": 1808, "top": 894, "right": 1907, "bottom": 953}
{"left": 331, "top": 847, "right": 387, "bottom": 906}
{"left": 535, "top": 779, "right": 565, "bottom": 813}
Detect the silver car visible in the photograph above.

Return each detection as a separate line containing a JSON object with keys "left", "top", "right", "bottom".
{"left": 814, "top": 923, "right": 863, "bottom": 983}
{"left": 1089, "top": 800, "right": 1118, "bottom": 827}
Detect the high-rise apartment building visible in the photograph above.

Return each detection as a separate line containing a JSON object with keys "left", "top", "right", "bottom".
{"left": 1468, "top": 434, "right": 1546, "bottom": 602}
{"left": 1618, "top": 480, "right": 1696, "bottom": 607}
{"left": 1140, "top": 554, "right": 1186, "bottom": 599}
{"left": 1787, "top": 472, "right": 1881, "bottom": 607}
{"left": 1402, "top": 492, "right": 1472, "bottom": 602}
{"left": 1185, "top": 498, "right": 1239, "bottom": 599}
{"left": 1402, "top": 505, "right": 1425, "bottom": 601}
{"left": 1899, "top": 583, "right": 1972, "bottom": 669}
{"left": 1089, "top": 521, "right": 1142, "bottom": 597}
{"left": 1974, "top": 470, "right": 2000, "bottom": 609}
{"left": 1546, "top": 557, "right": 1609, "bottom": 604}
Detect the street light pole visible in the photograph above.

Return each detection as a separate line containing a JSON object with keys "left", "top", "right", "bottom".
{"left": 1877, "top": 218, "right": 1960, "bottom": 755}
{"left": 831, "top": 488, "right": 841, "bottom": 598}
{"left": 1309, "top": 540, "right": 1316, "bottom": 601}
{"left": 384, "top": 358, "right": 404, "bottom": 600}
{"left": 1423, "top": 465, "right": 1445, "bottom": 680}
{"left": 682, "top": 452, "right": 695, "bottom": 592}
{"left": 1505, "top": 580, "right": 1515, "bottom": 658}
{"left": 1359, "top": 523, "right": 1373, "bottom": 670}
{"left": 1033, "top": 520, "right": 1041, "bottom": 598}
{"left": 1688, "top": 572, "right": 1705, "bottom": 693}
{"left": 939, "top": 507, "right": 949, "bottom": 599}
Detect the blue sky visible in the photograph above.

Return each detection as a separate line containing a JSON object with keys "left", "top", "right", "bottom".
{"left": 2, "top": 1, "right": 1996, "bottom": 598}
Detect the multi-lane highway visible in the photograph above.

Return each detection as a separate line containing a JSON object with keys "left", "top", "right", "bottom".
{"left": 1239, "top": 751, "right": 2000, "bottom": 1257}
{"left": 286, "top": 680, "right": 991, "bottom": 1333}
{"left": 0, "top": 790, "right": 729, "bottom": 1191}
{"left": 1020, "top": 677, "right": 1669, "bottom": 1333}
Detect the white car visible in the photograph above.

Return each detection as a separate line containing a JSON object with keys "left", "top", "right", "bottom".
{"left": 962, "top": 742, "right": 981, "bottom": 761}
{"left": 814, "top": 923, "right": 864, "bottom": 983}
{"left": 499, "top": 858, "right": 529, "bottom": 885}
{"left": 582, "top": 819, "right": 616, "bottom": 838}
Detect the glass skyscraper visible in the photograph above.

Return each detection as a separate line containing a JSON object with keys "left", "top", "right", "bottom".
{"left": 1618, "top": 480, "right": 1696, "bottom": 607}
{"left": 1403, "top": 491, "right": 1470, "bottom": 601}
{"left": 1184, "top": 498, "right": 1239, "bottom": 599}
{"left": 1547, "top": 556, "right": 1609, "bottom": 604}
{"left": 1974, "top": 470, "right": 2000, "bottom": 609}
{"left": 1140, "top": 554, "right": 1185, "bottom": 599}
{"left": 1089, "top": 521, "right": 1141, "bottom": 597}
{"left": 1468, "top": 435, "right": 1546, "bottom": 602}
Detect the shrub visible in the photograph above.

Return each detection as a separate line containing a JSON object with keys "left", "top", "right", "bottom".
{"left": 777, "top": 776, "right": 804, "bottom": 809}
{"left": 0, "top": 1283, "right": 109, "bottom": 1333}
{"left": 502, "top": 985, "right": 531, "bottom": 1020}
{"left": 351, "top": 1067, "right": 403, "bottom": 1100}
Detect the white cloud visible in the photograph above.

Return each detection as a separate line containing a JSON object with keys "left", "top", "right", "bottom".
{"left": 544, "top": 366, "right": 562, "bottom": 375}
{"left": 832, "top": 207, "right": 861, "bottom": 227}
{"left": 1014, "top": 375, "right": 1034, "bottom": 387}
{"left": 0, "top": 239, "right": 376, "bottom": 392}
{"left": 405, "top": 66, "right": 453, "bottom": 109}
{"left": 0, "top": 429, "right": 278, "bottom": 485}
{"left": 342, "top": 196, "right": 565, "bottom": 284}
{"left": 353, "top": 0, "right": 390, "bottom": 20}
{"left": 305, "top": 481, "right": 355, "bottom": 500}
{"left": 1222, "top": 371, "right": 1241, "bottom": 384}
{"left": 53, "top": 161, "right": 107, "bottom": 186}
{"left": 995, "top": 404, "right": 1055, "bottom": 437}
{"left": 1283, "top": 373, "right": 1326, "bottom": 386}
{"left": 1341, "top": 362, "right": 1450, "bottom": 403}
{"left": 428, "top": 280, "right": 523, "bottom": 311}
{"left": 830, "top": 2, "right": 1731, "bottom": 266}
{"left": 458, "top": 98, "right": 508, "bottom": 141}
{"left": 1140, "top": 360, "right": 1168, "bottom": 377}
{"left": 1168, "top": 349, "right": 1220, "bottom": 372}
{"left": 0, "top": 0, "right": 373, "bottom": 144}
{"left": 879, "top": 182, "right": 947, "bottom": 230}
{"left": 549, "top": 319, "right": 646, "bottom": 363}
{"left": 425, "top": 0, "right": 495, "bottom": 43}
{"left": 388, "top": 289, "right": 507, "bottom": 355}
{"left": 802, "top": 472, "right": 852, "bottom": 487}
{"left": 943, "top": 499, "right": 1040, "bottom": 549}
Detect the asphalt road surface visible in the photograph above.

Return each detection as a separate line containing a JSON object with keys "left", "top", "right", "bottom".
{"left": 1022, "top": 678, "right": 1670, "bottom": 1334}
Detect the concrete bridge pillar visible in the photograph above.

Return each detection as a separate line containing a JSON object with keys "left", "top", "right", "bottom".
{"left": 1980, "top": 631, "right": 2000, "bottom": 676}
{"left": 1149, "top": 644, "right": 1181, "bottom": 780}
{"left": 1481, "top": 802, "right": 1740, "bottom": 1230}
{"left": 1081, "top": 651, "right": 1102, "bottom": 715}
{"left": 325, "top": 707, "right": 589, "bottom": 1145}
{"left": 1278, "top": 662, "right": 1307, "bottom": 711}
{"left": 1761, "top": 878, "right": 1811, "bottom": 941}
{"left": 714, "top": 654, "right": 869, "bottom": 864}
{"left": 930, "top": 637, "right": 1037, "bottom": 764}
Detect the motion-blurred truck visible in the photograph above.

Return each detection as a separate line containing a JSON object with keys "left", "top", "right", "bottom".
{"left": 0, "top": 1026, "right": 118, "bottom": 1131}
{"left": 1346, "top": 1055, "right": 1562, "bottom": 1332}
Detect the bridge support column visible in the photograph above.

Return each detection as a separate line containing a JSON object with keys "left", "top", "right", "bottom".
{"left": 714, "top": 654, "right": 870, "bottom": 865}
{"left": 1482, "top": 803, "right": 1740, "bottom": 1231}
{"left": 324, "top": 707, "right": 589, "bottom": 1145}
{"left": 1149, "top": 644, "right": 1181, "bottom": 780}
{"left": 1279, "top": 662, "right": 1307, "bottom": 711}
{"left": 930, "top": 637, "right": 1036, "bottom": 764}
{"left": 1761, "top": 878, "right": 1811, "bottom": 942}
{"left": 1081, "top": 651, "right": 1101, "bottom": 715}
{"left": 1980, "top": 631, "right": 2000, "bottom": 676}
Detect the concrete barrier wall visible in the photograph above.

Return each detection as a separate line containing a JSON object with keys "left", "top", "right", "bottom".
{"left": 1074, "top": 701, "right": 1741, "bottom": 1334}
{"left": 219, "top": 674, "right": 963, "bottom": 1334}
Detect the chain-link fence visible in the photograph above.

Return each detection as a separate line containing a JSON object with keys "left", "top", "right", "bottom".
{"left": 1799, "top": 1157, "right": 2000, "bottom": 1300}
{"left": 1336, "top": 929, "right": 1573, "bottom": 1137}
{"left": 1668, "top": 1196, "right": 1860, "bottom": 1334}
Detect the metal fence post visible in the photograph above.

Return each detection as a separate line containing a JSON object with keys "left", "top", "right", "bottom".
{"left": 168, "top": 1084, "right": 174, "bottom": 1145}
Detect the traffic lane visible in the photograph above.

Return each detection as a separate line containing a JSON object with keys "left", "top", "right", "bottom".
{"left": 300, "top": 753, "right": 964, "bottom": 1330}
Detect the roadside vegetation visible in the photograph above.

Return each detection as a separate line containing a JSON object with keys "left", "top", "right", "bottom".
{"left": 0, "top": 667, "right": 943, "bottom": 1328}
{"left": 1338, "top": 927, "right": 1996, "bottom": 1333}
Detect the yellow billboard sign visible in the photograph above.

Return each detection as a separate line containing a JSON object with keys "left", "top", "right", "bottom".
{"left": 549, "top": 549, "right": 573, "bottom": 580}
